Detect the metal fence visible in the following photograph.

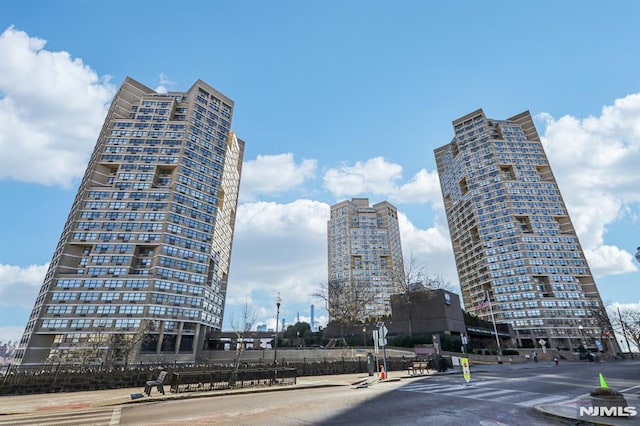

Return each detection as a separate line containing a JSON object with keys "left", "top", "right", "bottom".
{"left": 0, "top": 354, "right": 419, "bottom": 395}
{"left": 169, "top": 368, "right": 297, "bottom": 393}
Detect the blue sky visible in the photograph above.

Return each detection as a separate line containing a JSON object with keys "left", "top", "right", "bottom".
{"left": 1, "top": 1, "right": 639, "bottom": 344}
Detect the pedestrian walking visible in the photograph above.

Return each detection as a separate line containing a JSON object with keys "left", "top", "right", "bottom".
{"left": 533, "top": 351, "right": 538, "bottom": 362}
{"left": 553, "top": 356, "right": 559, "bottom": 366}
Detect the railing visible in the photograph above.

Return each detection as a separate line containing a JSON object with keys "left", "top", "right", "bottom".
{"left": 169, "top": 368, "right": 297, "bottom": 393}
{"left": 0, "top": 355, "right": 413, "bottom": 395}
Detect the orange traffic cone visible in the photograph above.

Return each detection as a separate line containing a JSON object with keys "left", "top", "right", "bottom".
{"left": 380, "top": 365, "right": 386, "bottom": 380}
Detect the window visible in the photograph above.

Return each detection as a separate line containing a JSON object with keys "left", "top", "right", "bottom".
{"left": 56, "top": 279, "right": 81, "bottom": 288}
{"left": 47, "top": 305, "right": 73, "bottom": 314}
{"left": 42, "top": 319, "right": 68, "bottom": 328}
{"left": 70, "top": 319, "right": 91, "bottom": 329}
{"left": 97, "top": 305, "right": 116, "bottom": 314}
{"left": 76, "top": 305, "right": 95, "bottom": 314}
{"left": 115, "top": 319, "right": 140, "bottom": 328}
{"left": 79, "top": 292, "right": 99, "bottom": 302}
{"left": 119, "top": 305, "right": 144, "bottom": 315}
{"left": 101, "top": 292, "right": 120, "bottom": 301}
{"left": 51, "top": 292, "right": 77, "bottom": 301}
{"left": 122, "top": 292, "right": 146, "bottom": 301}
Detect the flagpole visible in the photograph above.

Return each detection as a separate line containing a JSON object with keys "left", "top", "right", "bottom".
{"left": 486, "top": 291, "right": 502, "bottom": 364}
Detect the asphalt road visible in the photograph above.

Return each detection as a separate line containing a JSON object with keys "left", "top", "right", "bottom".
{"left": 118, "top": 362, "right": 639, "bottom": 425}
{"left": 3, "top": 361, "right": 638, "bottom": 425}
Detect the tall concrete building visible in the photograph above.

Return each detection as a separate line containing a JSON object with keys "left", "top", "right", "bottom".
{"left": 327, "top": 198, "right": 405, "bottom": 320}
{"left": 435, "top": 109, "right": 614, "bottom": 351}
{"left": 13, "top": 77, "right": 244, "bottom": 365}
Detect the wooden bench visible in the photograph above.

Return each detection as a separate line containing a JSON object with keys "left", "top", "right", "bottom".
{"left": 144, "top": 371, "right": 168, "bottom": 396}
{"left": 408, "top": 362, "right": 429, "bottom": 376}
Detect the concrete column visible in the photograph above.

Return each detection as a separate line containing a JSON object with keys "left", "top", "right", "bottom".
{"left": 156, "top": 321, "right": 165, "bottom": 354}
{"left": 193, "top": 323, "right": 202, "bottom": 357}
{"left": 175, "top": 322, "right": 184, "bottom": 354}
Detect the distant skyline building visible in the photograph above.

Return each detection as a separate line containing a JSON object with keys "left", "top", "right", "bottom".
{"left": 13, "top": 77, "right": 244, "bottom": 365}
{"left": 327, "top": 198, "right": 405, "bottom": 320}
{"left": 310, "top": 304, "right": 315, "bottom": 331}
{"left": 435, "top": 109, "right": 615, "bottom": 351}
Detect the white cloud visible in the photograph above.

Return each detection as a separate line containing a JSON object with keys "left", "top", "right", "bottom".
{"left": 0, "top": 26, "right": 115, "bottom": 188}
{"left": 0, "top": 326, "right": 25, "bottom": 344}
{"left": 392, "top": 168, "right": 443, "bottom": 205}
{"left": 584, "top": 245, "right": 638, "bottom": 277}
{"left": 324, "top": 157, "right": 402, "bottom": 197}
{"left": 227, "top": 199, "right": 329, "bottom": 308}
{"left": 397, "top": 212, "right": 460, "bottom": 289}
{"left": 539, "top": 93, "right": 640, "bottom": 276}
{"left": 239, "top": 153, "right": 317, "bottom": 201}
{"left": 323, "top": 157, "right": 442, "bottom": 205}
{"left": 154, "top": 72, "right": 175, "bottom": 94}
{"left": 0, "top": 263, "right": 47, "bottom": 307}
{"left": 607, "top": 301, "right": 640, "bottom": 312}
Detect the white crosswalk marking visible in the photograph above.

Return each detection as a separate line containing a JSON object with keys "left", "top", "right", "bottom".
{"left": 398, "top": 380, "right": 571, "bottom": 407}
{"left": 0, "top": 407, "right": 119, "bottom": 426}
{"left": 514, "top": 394, "right": 570, "bottom": 407}
{"left": 109, "top": 407, "right": 122, "bottom": 425}
{"left": 466, "top": 389, "right": 515, "bottom": 399}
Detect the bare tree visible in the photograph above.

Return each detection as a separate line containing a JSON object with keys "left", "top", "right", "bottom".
{"left": 313, "top": 279, "right": 377, "bottom": 340}
{"left": 609, "top": 307, "right": 640, "bottom": 354}
{"left": 580, "top": 307, "right": 617, "bottom": 353}
{"left": 395, "top": 254, "right": 424, "bottom": 336}
{"left": 229, "top": 297, "right": 258, "bottom": 371}
{"left": 46, "top": 321, "right": 156, "bottom": 369}
{"left": 423, "top": 275, "right": 455, "bottom": 292}
{"left": 107, "top": 319, "right": 156, "bottom": 368}
{"left": 46, "top": 326, "right": 110, "bottom": 368}
{"left": 395, "top": 253, "right": 455, "bottom": 336}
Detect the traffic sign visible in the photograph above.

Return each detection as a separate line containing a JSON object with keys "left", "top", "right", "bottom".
{"left": 379, "top": 324, "right": 388, "bottom": 339}
{"left": 539, "top": 339, "right": 547, "bottom": 353}
{"left": 461, "top": 357, "right": 470, "bottom": 383}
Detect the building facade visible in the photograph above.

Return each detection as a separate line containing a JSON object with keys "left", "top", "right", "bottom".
{"left": 434, "top": 109, "right": 615, "bottom": 351}
{"left": 13, "top": 77, "right": 244, "bottom": 366}
{"left": 389, "top": 289, "right": 466, "bottom": 337}
{"left": 327, "top": 198, "right": 405, "bottom": 321}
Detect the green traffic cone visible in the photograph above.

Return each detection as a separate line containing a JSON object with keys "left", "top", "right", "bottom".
{"left": 599, "top": 373, "right": 609, "bottom": 389}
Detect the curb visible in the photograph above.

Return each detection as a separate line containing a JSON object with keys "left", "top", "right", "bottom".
{"left": 533, "top": 393, "right": 640, "bottom": 426}
{"left": 107, "top": 382, "right": 347, "bottom": 407}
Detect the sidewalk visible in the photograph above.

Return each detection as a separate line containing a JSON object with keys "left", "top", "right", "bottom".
{"left": 0, "top": 362, "right": 637, "bottom": 426}
{"left": 0, "top": 372, "right": 371, "bottom": 416}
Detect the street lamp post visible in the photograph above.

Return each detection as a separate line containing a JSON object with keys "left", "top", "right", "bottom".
{"left": 274, "top": 293, "right": 281, "bottom": 365}
{"left": 578, "top": 325, "right": 585, "bottom": 346}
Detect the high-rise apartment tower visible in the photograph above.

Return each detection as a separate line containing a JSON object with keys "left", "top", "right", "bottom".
{"left": 327, "top": 198, "right": 405, "bottom": 320}
{"left": 435, "top": 109, "right": 614, "bottom": 351}
{"left": 13, "top": 77, "right": 244, "bottom": 365}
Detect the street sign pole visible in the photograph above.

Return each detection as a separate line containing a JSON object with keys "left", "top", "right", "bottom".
{"left": 377, "top": 322, "right": 388, "bottom": 379}
{"left": 372, "top": 329, "right": 380, "bottom": 375}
